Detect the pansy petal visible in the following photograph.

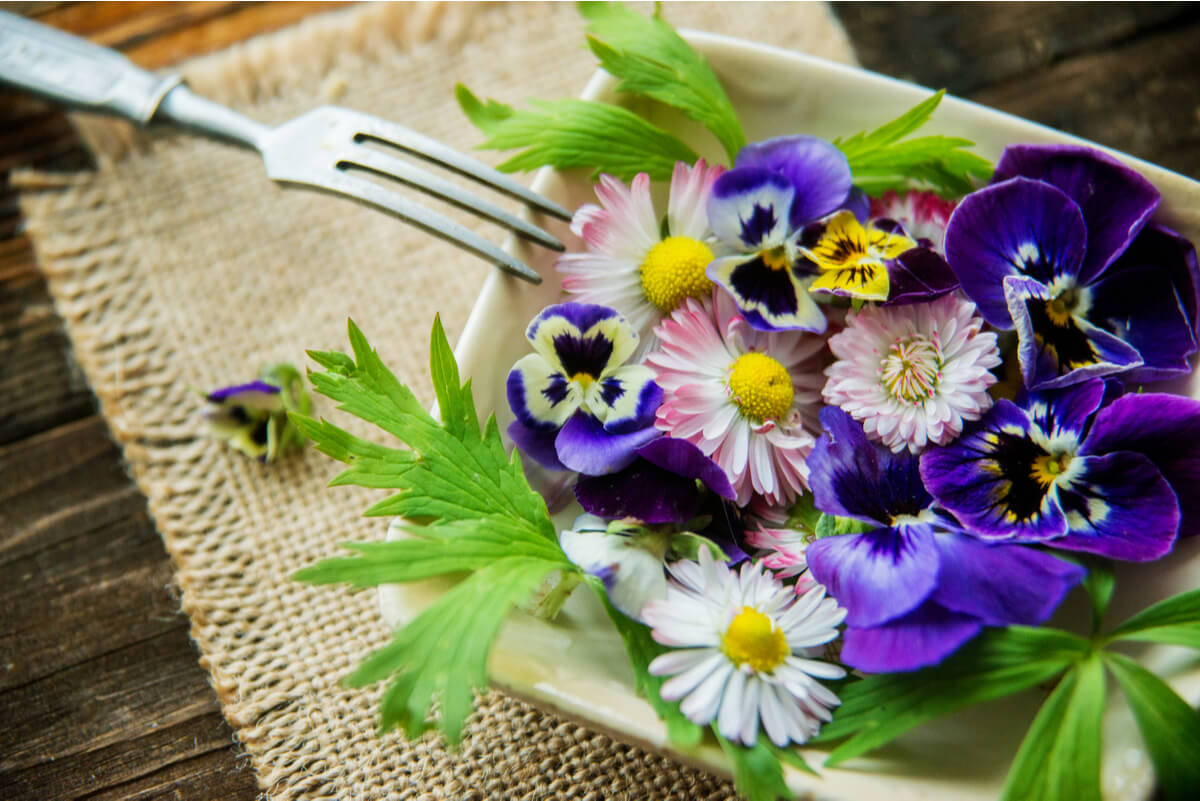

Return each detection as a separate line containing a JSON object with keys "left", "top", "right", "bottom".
{"left": 807, "top": 406, "right": 883, "bottom": 523}
{"left": 206, "top": 380, "right": 283, "bottom": 408}
{"left": 884, "top": 247, "right": 959, "bottom": 306}
{"left": 1019, "top": 378, "right": 1106, "bottom": 443}
{"left": 931, "top": 534, "right": 1084, "bottom": 625}
{"left": 944, "top": 178, "right": 1087, "bottom": 327}
{"left": 1082, "top": 392, "right": 1200, "bottom": 537}
{"left": 559, "top": 528, "right": 668, "bottom": 620}
{"left": 1005, "top": 275, "right": 1142, "bottom": 391}
{"left": 575, "top": 459, "right": 702, "bottom": 524}
{"left": 734, "top": 135, "right": 853, "bottom": 226}
{"left": 1089, "top": 223, "right": 1200, "bottom": 383}
{"left": 526, "top": 303, "right": 631, "bottom": 376}
{"left": 840, "top": 603, "right": 982, "bottom": 673}
{"left": 506, "top": 353, "right": 580, "bottom": 429}
{"left": 994, "top": 144, "right": 1160, "bottom": 284}
{"left": 920, "top": 400, "right": 1069, "bottom": 541}
{"left": 507, "top": 418, "right": 568, "bottom": 471}
{"left": 1052, "top": 451, "right": 1180, "bottom": 561}
{"left": 555, "top": 412, "right": 661, "bottom": 476}
{"left": 636, "top": 436, "right": 736, "bottom": 500}
{"left": 587, "top": 364, "right": 662, "bottom": 433}
{"left": 708, "top": 254, "right": 827, "bottom": 333}
{"left": 806, "top": 523, "right": 939, "bottom": 627}
{"left": 707, "top": 167, "right": 794, "bottom": 250}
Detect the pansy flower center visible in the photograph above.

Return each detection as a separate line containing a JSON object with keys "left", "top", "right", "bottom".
{"left": 570, "top": 371, "right": 596, "bottom": 389}
{"left": 721, "top": 605, "right": 789, "bottom": 673}
{"left": 760, "top": 246, "right": 791, "bottom": 271}
{"left": 728, "top": 352, "right": 795, "bottom": 422}
{"left": 879, "top": 334, "right": 943, "bottom": 403}
{"left": 639, "top": 236, "right": 715, "bottom": 313}
{"left": 1031, "top": 451, "right": 1074, "bottom": 488}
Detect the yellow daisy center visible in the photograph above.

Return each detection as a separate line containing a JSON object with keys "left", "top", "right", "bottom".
{"left": 728, "top": 352, "right": 795, "bottom": 422}
{"left": 880, "top": 335, "right": 943, "bottom": 403}
{"left": 639, "top": 236, "right": 715, "bottom": 313}
{"left": 721, "top": 606, "right": 789, "bottom": 673}
{"left": 1032, "top": 452, "right": 1073, "bottom": 488}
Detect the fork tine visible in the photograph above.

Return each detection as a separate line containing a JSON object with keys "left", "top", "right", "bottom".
{"left": 339, "top": 144, "right": 564, "bottom": 252}
{"left": 345, "top": 111, "right": 574, "bottom": 222}
{"left": 293, "top": 168, "right": 543, "bottom": 284}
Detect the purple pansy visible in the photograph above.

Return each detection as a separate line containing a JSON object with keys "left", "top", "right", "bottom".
{"left": 507, "top": 303, "right": 663, "bottom": 476}
{"left": 944, "top": 144, "right": 1200, "bottom": 390}
{"left": 805, "top": 407, "right": 1084, "bottom": 673}
{"left": 574, "top": 436, "right": 736, "bottom": 524}
{"left": 920, "top": 378, "right": 1200, "bottom": 560}
{"left": 704, "top": 136, "right": 852, "bottom": 332}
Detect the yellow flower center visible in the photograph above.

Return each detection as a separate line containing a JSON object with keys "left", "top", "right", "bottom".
{"left": 571, "top": 372, "right": 595, "bottom": 389}
{"left": 880, "top": 335, "right": 943, "bottom": 403}
{"left": 728, "top": 352, "right": 795, "bottom": 422}
{"left": 639, "top": 236, "right": 716, "bottom": 313}
{"left": 761, "top": 246, "right": 790, "bottom": 271}
{"left": 721, "top": 606, "right": 789, "bottom": 673}
{"left": 1031, "top": 452, "right": 1073, "bottom": 488}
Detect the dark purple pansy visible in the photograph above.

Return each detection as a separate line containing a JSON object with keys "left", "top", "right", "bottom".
{"left": 805, "top": 407, "right": 1084, "bottom": 673}
{"left": 574, "top": 436, "right": 736, "bottom": 524}
{"left": 704, "top": 136, "right": 853, "bottom": 333}
{"left": 507, "top": 303, "right": 663, "bottom": 476}
{"left": 944, "top": 144, "right": 1199, "bottom": 390}
{"left": 921, "top": 378, "right": 1200, "bottom": 560}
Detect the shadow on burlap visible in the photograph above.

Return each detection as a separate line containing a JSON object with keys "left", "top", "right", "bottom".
{"left": 16, "top": 3, "right": 855, "bottom": 798}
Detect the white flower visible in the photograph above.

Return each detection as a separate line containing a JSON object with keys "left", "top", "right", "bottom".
{"left": 643, "top": 549, "right": 846, "bottom": 747}
{"left": 823, "top": 293, "right": 1001, "bottom": 453}
{"left": 559, "top": 515, "right": 669, "bottom": 622}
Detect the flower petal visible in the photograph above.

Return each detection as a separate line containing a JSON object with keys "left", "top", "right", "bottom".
{"left": 734, "top": 135, "right": 852, "bottom": 227}
{"left": 559, "top": 527, "right": 668, "bottom": 620}
{"left": 840, "top": 603, "right": 982, "bottom": 673}
{"left": 945, "top": 177, "right": 1087, "bottom": 327}
{"left": 574, "top": 459, "right": 702, "bottom": 524}
{"left": 707, "top": 167, "right": 795, "bottom": 250}
{"left": 884, "top": 247, "right": 959, "bottom": 305}
{"left": 636, "top": 436, "right": 736, "bottom": 500}
{"left": 507, "top": 418, "right": 567, "bottom": 471}
{"left": 708, "top": 254, "right": 827, "bottom": 333}
{"left": 587, "top": 364, "right": 662, "bottom": 432}
{"left": 555, "top": 412, "right": 661, "bottom": 476}
{"left": 506, "top": 353, "right": 580, "bottom": 429}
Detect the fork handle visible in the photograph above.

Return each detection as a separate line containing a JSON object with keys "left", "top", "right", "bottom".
{"left": 0, "top": 10, "right": 182, "bottom": 123}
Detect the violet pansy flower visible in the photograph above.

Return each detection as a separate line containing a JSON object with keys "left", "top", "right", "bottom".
{"left": 705, "top": 136, "right": 852, "bottom": 332}
{"left": 921, "top": 378, "right": 1200, "bottom": 560}
{"left": 944, "top": 144, "right": 1200, "bottom": 390}
{"left": 805, "top": 407, "right": 1084, "bottom": 673}
{"left": 203, "top": 363, "right": 309, "bottom": 463}
{"left": 507, "top": 303, "right": 663, "bottom": 476}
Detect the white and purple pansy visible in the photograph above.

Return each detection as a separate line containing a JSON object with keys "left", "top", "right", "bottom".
{"left": 944, "top": 144, "right": 1200, "bottom": 390}
{"left": 704, "top": 136, "right": 853, "bottom": 332}
{"left": 805, "top": 407, "right": 1084, "bottom": 673}
{"left": 507, "top": 303, "right": 663, "bottom": 476}
{"left": 920, "top": 378, "right": 1200, "bottom": 561}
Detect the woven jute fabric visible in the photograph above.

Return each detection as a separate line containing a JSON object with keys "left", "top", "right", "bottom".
{"left": 17, "top": 4, "right": 855, "bottom": 798}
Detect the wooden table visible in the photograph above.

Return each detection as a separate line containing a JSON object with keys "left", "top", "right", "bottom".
{"left": 2, "top": 3, "right": 1198, "bottom": 799}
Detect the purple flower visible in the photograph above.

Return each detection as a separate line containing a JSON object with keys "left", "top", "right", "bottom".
{"left": 704, "top": 136, "right": 852, "bottom": 332}
{"left": 507, "top": 303, "right": 663, "bottom": 475}
{"left": 805, "top": 407, "right": 1084, "bottom": 673}
{"left": 944, "top": 144, "right": 1199, "bottom": 390}
{"left": 203, "top": 364, "right": 309, "bottom": 462}
{"left": 921, "top": 378, "right": 1200, "bottom": 560}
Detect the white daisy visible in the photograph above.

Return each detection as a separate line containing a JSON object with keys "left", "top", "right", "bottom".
{"left": 823, "top": 293, "right": 1001, "bottom": 453}
{"left": 643, "top": 549, "right": 846, "bottom": 748}
{"left": 556, "top": 160, "right": 725, "bottom": 352}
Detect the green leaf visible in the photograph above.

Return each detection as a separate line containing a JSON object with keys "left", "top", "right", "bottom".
{"left": 814, "top": 514, "right": 875, "bottom": 539}
{"left": 1104, "top": 651, "right": 1200, "bottom": 800}
{"left": 716, "top": 729, "right": 795, "bottom": 801}
{"left": 578, "top": 1, "right": 745, "bottom": 161}
{"left": 1108, "top": 586, "right": 1200, "bottom": 649}
{"left": 815, "top": 626, "right": 1088, "bottom": 765}
{"left": 456, "top": 86, "right": 698, "bottom": 181}
{"left": 833, "top": 91, "right": 993, "bottom": 197}
{"left": 1081, "top": 558, "right": 1115, "bottom": 634}
{"left": 589, "top": 578, "right": 703, "bottom": 747}
{"left": 348, "top": 557, "right": 562, "bottom": 743}
{"left": 1000, "top": 655, "right": 1106, "bottom": 801}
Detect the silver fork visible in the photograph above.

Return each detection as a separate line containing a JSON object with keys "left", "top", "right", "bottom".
{"left": 0, "top": 10, "right": 570, "bottom": 284}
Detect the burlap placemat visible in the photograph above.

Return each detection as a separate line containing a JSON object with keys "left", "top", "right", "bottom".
{"left": 17, "top": 3, "right": 855, "bottom": 798}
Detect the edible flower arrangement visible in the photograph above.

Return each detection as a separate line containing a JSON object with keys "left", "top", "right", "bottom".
{"left": 291, "top": 5, "right": 1200, "bottom": 800}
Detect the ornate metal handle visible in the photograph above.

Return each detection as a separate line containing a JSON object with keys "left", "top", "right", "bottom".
{"left": 0, "top": 10, "right": 182, "bottom": 123}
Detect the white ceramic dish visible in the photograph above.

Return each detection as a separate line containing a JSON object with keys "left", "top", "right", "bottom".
{"left": 381, "top": 32, "right": 1200, "bottom": 801}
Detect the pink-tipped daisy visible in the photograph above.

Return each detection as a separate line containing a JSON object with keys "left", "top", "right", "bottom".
{"left": 745, "top": 526, "right": 818, "bottom": 595}
{"left": 646, "top": 290, "right": 826, "bottom": 507}
{"left": 868, "top": 190, "right": 957, "bottom": 252}
{"left": 643, "top": 548, "right": 846, "bottom": 747}
{"left": 556, "top": 160, "right": 725, "bottom": 351}
{"left": 823, "top": 293, "right": 1001, "bottom": 454}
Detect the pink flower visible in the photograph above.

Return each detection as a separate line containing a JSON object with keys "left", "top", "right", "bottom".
{"left": 745, "top": 525, "right": 819, "bottom": 595}
{"left": 646, "top": 291, "right": 825, "bottom": 506}
{"left": 868, "top": 190, "right": 956, "bottom": 251}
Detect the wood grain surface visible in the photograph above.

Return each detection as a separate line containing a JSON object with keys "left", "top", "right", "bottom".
{"left": 1, "top": 3, "right": 1197, "bottom": 799}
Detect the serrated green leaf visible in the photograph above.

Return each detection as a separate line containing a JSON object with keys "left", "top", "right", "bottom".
{"left": 1000, "top": 655, "right": 1105, "bottom": 801}
{"left": 1108, "top": 586, "right": 1200, "bottom": 649}
{"left": 716, "top": 728, "right": 795, "bottom": 801}
{"left": 456, "top": 86, "right": 698, "bottom": 181}
{"left": 1104, "top": 651, "right": 1200, "bottom": 800}
{"left": 347, "top": 558, "right": 561, "bottom": 743}
{"left": 589, "top": 578, "right": 703, "bottom": 747}
{"left": 815, "top": 626, "right": 1087, "bottom": 765}
{"left": 578, "top": 1, "right": 744, "bottom": 161}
